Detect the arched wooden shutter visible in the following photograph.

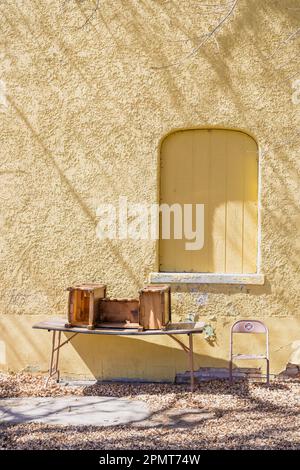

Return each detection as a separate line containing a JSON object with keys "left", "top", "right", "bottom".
{"left": 159, "top": 129, "right": 258, "bottom": 273}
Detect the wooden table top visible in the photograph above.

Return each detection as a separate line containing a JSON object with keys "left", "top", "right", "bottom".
{"left": 33, "top": 318, "right": 205, "bottom": 336}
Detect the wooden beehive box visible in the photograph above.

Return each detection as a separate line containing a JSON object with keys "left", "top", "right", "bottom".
{"left": 97, "top": 298, "right": 141, "bottom": 329}
{"left": 65, "top": 283, "right": 106, "bottom": 330}
{"left": 139, "top": 285, "right": 171, "bottom": 330}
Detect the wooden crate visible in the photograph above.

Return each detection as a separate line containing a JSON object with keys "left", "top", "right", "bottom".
{"left": 139, "top": 285, "right": 171, "bottom": 330}
{"left": 65, "top": 283, "right": 106, "bottom": 330}
{"left": 97, "top": 298, "right": 141, "bottom": 329}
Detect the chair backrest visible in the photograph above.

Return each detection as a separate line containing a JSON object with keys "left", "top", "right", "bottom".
{"left": 231, "top": 320, "right": 267, "bottom": 334}
{"left": 230, "top": 320, "right": 269, "bottom": 358}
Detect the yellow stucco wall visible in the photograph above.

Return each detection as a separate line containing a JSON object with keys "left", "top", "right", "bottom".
{"left": 0, "top": 1, "right": 299, "bottom": 380}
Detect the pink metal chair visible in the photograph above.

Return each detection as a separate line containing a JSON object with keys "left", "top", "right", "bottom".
{"left": 229, "top": 320, "right": 270, "bottom": 385}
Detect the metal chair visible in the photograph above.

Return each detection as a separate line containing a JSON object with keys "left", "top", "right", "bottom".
{"left": 229, "top": 320, "right": 270, "bottom": 385}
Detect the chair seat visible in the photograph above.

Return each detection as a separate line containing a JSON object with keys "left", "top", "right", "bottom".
{"left": 232, "top": 354, "right": 267, "bottom": 360}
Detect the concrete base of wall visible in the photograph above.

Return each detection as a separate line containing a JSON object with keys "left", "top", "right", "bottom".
{"left": 175, "top": 367, "right": 264, "bottom": 383}
{"left": 278, "top": 363, "right": 300, "bottom": 378}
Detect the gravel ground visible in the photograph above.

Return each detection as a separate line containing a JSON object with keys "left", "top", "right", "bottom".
{"left": 0, "top": 372, "right": 300, "bottom": 450}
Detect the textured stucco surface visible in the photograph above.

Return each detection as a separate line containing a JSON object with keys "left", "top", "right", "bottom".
{"left": 0, "top": 0, "right": 299, "bottom": 379}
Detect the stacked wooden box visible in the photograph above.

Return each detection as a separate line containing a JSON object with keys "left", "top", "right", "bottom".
{"left": 65, "top": 283, "right": 106, "bottom": 330}
{"left": 65, "top": 283, "right": 171, "bottom": 331}
{"left": 98, "top": 298, "right": 140, "bottom": 329}
{"left": 139, "top": 285, "right": 171, "bottom": 330}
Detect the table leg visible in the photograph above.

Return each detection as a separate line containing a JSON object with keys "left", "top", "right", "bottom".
{"left": 45, "top": 330, "right": 61, "bottom": 388}
{"left": 44, "top": 331, "right": 78, "bottom": 388}
{"left": 55, "top": 331, "right": 62, "bottom": 383}
{"left": 188, "top": 333, "right": 195, "bottom": 392}
{"left": 45, "top": 331, "right": 56, "bottom": 387}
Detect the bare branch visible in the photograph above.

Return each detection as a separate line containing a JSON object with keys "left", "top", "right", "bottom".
{"left": 268, "top": 27, "right": 300, "bottom": 60}
{"left": 77, "top": 0, "right": 100, "bottom": 30}
{"left": 151, "top": 0, "right": 239, "bottom": 70}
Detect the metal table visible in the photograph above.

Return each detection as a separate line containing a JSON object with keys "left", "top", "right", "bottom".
{"left": 33, "top": 319, "right": 205, "bottom": 391}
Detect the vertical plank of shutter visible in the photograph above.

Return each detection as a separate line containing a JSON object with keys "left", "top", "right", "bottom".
{"left": 208, "top": 130, "right": 227, "bottom": 272}
{"left": 242, "top": 135, "right": 258, "bottom": 273}
{"left": 179, "top": 131, "right": 194, "bottom": 271}
{"left": 174, "top": 131, "right": 193, "bottom": 271}
{"left": 225, "top": 132, "right": 244, "bottom": 273}
{"left": 191, "top": 130, "right": 210, "bottom": 272}
{"left": 160, "top": 132, "right": 192, "bottom": 271}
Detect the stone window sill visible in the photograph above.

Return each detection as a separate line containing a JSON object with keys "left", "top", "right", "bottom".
{"left": 149, "top": 272, "right": 265, "bottom": 285}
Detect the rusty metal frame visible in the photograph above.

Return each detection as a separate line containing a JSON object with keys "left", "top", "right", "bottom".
{"left": 229, "top": 320, "right": 270, "bottom": 386}
{"left": 45, "top": 330, "right": 78, "bottom": 388}
{"left": 45, "top": 329, "right": 197, "bottom": 392}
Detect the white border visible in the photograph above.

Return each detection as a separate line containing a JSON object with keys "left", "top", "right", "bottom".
{"left": 149, "top": 272, "right": 265, "bottom": 285}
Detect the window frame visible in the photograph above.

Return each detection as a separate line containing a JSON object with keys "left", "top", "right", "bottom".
{"left": 151, "top": 127, "right": 263, "bottom": 285}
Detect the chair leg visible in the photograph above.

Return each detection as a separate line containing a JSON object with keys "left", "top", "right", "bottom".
{"left": 229, "top": 359, "right": 233, "bottom": 383}
{"left": 266, "top": 358, "right": 270, "bottom": 386}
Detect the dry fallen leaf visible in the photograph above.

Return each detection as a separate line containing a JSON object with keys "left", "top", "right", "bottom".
{"left": 0, "top": 372, "right": 300, "bottom": 450}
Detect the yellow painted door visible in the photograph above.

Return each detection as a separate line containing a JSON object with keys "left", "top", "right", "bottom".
{"left": 159, "top": 129, "right": 258, "bottom": 273}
